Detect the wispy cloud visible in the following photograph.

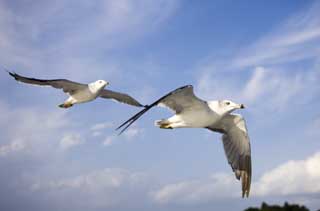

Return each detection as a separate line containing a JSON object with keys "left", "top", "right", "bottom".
{"left": 90, "top": 122, "right": 114, "bottom": 137}
{"left": 0, "top": 100, "right": 69, "bottom": 156}
{"left": 231, "top": 2, "right": 320, "bottom": 69}
{"left": 195, "top": 2, "right": 320, "bottom": 112}
{"left": 151, "top": 173, "right": 238, "bottom": 205}
{"left": 59, "top": 133, "right": 85, "bottom": 150}
{"left": 31, "top": 168, "right": 152, "bottom": 208}
{"left": 0, "top": 0, "right": 180, "bottom": 82}
{"left": 102, "top": 126, "right": 144, "bottom": 147}
{"left": 90, "top": 122, "right": 114, "bottom": 131}
{"left": 0, "top": 140, "right": 25, "bottom": 156}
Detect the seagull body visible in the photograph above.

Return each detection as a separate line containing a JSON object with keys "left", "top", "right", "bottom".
{"left": 117, "top": 85, "right": 251, "bottom": 197}
{"left": 8, "top": 72, "right": 144, "bottom": 108}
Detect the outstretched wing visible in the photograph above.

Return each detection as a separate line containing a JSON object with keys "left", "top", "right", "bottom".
{"left": 116, "top": 85, "right": 206, "bottom": 134}
{"left": 207, "top": 114, "right": 252, "bottom": 198}
{"left": 157, "top": 85, "right": 205, "bottom": 114}
{"left": 99, "top": 89, "right": 143, "bottom": 107}
{"left": 8, "top": 72, "right": 86, "bottom": 95}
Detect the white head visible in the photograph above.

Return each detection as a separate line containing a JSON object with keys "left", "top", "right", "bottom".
{"left": 208, "top": 100, "right": 245, "bottom": 115}
{"left": 89, "top": 80, "right": 109, "bottom": 93}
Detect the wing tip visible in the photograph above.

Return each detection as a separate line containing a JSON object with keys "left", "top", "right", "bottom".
{"left": 240, "top": 168, "right": 251, "bottom": 198}
{"left": 178, "top": 84, "right": 193, "bottom": 90}
{"left": 7, "top": 70, "right": 18, "bottom": 80}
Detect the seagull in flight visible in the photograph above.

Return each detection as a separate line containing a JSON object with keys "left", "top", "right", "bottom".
{"left": 117, "top": 85, "right": 251, "bottom": 197}
{"left": 8, "top": 72, "right": 144, "bottom": 108}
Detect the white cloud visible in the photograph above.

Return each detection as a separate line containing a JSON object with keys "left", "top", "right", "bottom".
{"left": 0, "top": 101, "right": 70, "bottom": 156}
{"left": 196, "top": 65, "right": 315, "bottom": 112}
{"left": 195, "top": 2, "right": 320, "bottom": 111}
{"left": 91, "top": 122, "right": 114, "bottom": 137}
{"left": 124, "top": 127, "right": 143, "bottom": 139}
{"left": 240, "top": 66, "right": 308, "bottom": 111}
{"left": 0, "top": 0, "right": 179, "bottom": 82}
{"left": 33, "top": 168, "right": 130, "bottom": 190}
{"left": 0, "top": 140, "right": 25, "bottom": 156}
{"left": 252, "top": 151, "right": 320, "bottom": 197}
{"left": 103, "top": 135, "right": 115, "bottom": 146}
{"left": 231, "top": 2, "right": 320, "bottom": 69}
{"left": 151, "top": 151, "right": 320, "bottom": 206}
{"left": 241, "top": 66, "right": 267, "bottom": 102}
{"left": 31, "top": 168, "right": 151, "bottom": 207}
{"left": 102, "top": 126, "right": 143, "bottom": 147}
{"left": 59, "top": 133, "right": 85, "bottom": 150}
{"left": 151, "top": 173, "right": 239, "bottom": 205}
{"left": 91, "top": 122, "right": 114, "bottom": 131}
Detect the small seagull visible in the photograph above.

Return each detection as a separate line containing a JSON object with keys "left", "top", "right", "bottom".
{"left": 117, "top": 85, "right": 252, "bottom": 197}
{"left": 8, "top": 72, "right": 144, "bottom": 108}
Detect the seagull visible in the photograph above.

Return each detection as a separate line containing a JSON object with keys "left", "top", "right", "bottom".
{"left": 117, "top": 85, "right": 251, "bottom": 197}
{"left": 8, "top": 72, "right": 144, "bottom": 108}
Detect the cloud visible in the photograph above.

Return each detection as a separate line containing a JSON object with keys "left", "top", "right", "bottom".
{"left": 31, "top": 168, "right": 152, "bottom": 208}
{"left": 241, "top": 66, "right": 267, "bottom": 102}
{"left": 0, "top": 101, "right": 70, "bottom": 156}
{"left": 231, "top": 1, "right": 320, "bottom": 69}
{"left": 195, "top": 2, "right": 320, "bottom": 111}
{"left": 196, "top": 64, "right": 318, "bottom": 112}
{"left": 0, "top": 140, "right": 25, "bottom": 156}
{"left": 151, "top": 173, "right": 239, "bottom": 205}
{"left": 90, "top": 122, "right": 114, "bottom": 131}
{"left": 0, "top": 0, "right": 180, "bottom": 82}
{"left": 102, "top": 126, "right": 144, "bottom": 147}
{"left": 240, "top": 66, "right": 312, "bottom": 111}
{"left": 59, "top": 133, "right": 85, "bottom": 150}
{"left": 252, "top": 151, "right": 320, "bottom": 197}
{"left": 90, "top": 122, "right": 114, "bottom": 137}
{"left": 151, "top": 151, "right": 320, "bottom": 206}
{"left": 103, "top": 135, "right": 115, "bottom": 146}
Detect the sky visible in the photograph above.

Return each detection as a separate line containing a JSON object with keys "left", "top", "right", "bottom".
{"left": 1, "top": 0, "right": 320, "bottom": 211}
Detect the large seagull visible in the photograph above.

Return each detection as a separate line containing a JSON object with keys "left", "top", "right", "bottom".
{"left": 117, "top": 85, "right": 252, "bottom": 197}
{"left": 8, "top": 72, "right": 144, "bottom": 108}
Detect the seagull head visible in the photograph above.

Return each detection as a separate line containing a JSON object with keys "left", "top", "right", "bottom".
{"left": 95, "top": 80, "right": 109, "bottom": 89}
{"left": 89, "top": 80, "right": 109, "bottom": 93}
{"left": 218, "top": 100, "right": 245, "bottom": 114}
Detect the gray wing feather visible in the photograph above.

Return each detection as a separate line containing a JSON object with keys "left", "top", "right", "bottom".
{"left": 207, "top": 114, "right": 251, "bottom": 198}
{"left": 99, "top": 89, "right": 143, "bottom": 107}
{"left": 8, "top": 72, "right": 86, "bottom": 95}
{"left": 158, "top": 85, "right": 205, "bottom": 114}
{"left": 116, "top": 85, "right": 202, "bottom": 134}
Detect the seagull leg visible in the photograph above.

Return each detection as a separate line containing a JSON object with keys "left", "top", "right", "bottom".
{"left": 155, "top": 119, "right": 173, "bottom": 129}
{"left": 58, "top": 102, "right": 73, "bottom": 108}
{"left": 160, "top": 124, "right": 173, "bottom": 129}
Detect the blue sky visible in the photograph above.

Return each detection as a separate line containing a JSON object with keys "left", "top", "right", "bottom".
{"left": 1, "top": 0, "right": 320, "bottom": 211}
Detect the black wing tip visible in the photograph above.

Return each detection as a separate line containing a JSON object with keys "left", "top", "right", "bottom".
{"left": 177, "top": 85, "right": 193, "bottom": 90}
{"left": 136, "top": 103, "right": 147, "bottom": 107}
{"left": 7, "top": 70, "right": 19, "bottom": 80}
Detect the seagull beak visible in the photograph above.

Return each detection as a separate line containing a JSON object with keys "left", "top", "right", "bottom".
{"left": 240, "top": 104, "right": 245, "bottom": 109}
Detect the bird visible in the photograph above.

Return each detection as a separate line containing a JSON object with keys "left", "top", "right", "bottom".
{"left": 8, "top": 71, "right": 144, "bottom": 108}
{"left": 117, "top": 85, "right": 251, "bottom": 197}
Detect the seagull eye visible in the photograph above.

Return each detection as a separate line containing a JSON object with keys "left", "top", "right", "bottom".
{"left": 226, "top": 102, "right": 230, "bottom": 105}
